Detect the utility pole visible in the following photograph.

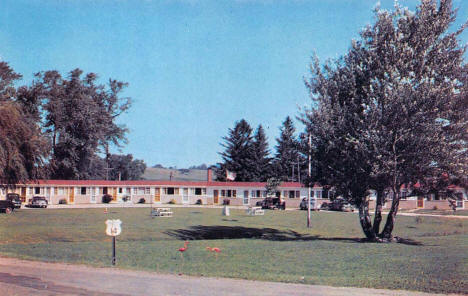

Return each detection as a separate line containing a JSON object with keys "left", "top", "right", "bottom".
{"left": 307, "top": 133, "right": 311, "bottom": 228}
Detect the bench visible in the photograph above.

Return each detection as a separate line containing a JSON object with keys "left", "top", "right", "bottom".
{"left": 151, "top": 208, "right": 173, "bottom": 217}
{"left": 247, "top": 206, "right": 264, "bottom": 216}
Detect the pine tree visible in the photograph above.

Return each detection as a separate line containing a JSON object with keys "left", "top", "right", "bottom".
{"left": 273, "top": 117, "right": 302, "bottom": 181}
{"left": 251, "top": 125, "right": 271, "bottom": 181}
{"left": 217, "top": 119, "right": 255, "bottom": 181}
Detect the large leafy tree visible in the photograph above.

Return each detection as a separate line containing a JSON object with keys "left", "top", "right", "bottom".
{"left": 107, "top": 154, "right": 147, "bottom": 180}
{"left": 0, "top": 62, "right": 48, "bottom": 186}
{"left": 29, "top": 69, "right": 131, "bottom": 179}
{"left": 251, "top": 125, "right": 271, "bottom": 181}
{"left": 303, "top": 0, "right": 467, "bottom": 241}
{"left": 216, "top": 119, "right": 256, "bottom": 181}
{"left": 273, "top": 116, "right": 303, "bottom": 181}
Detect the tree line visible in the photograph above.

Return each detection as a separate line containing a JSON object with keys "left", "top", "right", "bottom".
{"left": 215, "top": 117, "right": 306, "bottom": 183}
{"left": 0, "top": 65, "right": 146, "bottom": 185}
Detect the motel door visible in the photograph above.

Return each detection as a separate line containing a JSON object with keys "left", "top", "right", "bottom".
{"left": 112, "top": 188, "right": 117, "bottom": 201}
{"left": 183, "top": 188, "right": 189, "bottom": 204}
{"left": 417, "top": 196, "right": 424, "bottom": 208}
{"left": 69, "top": 188, "right": 75, "bottom": 203}
{"left": 154, "top": 188, "right": 161, "bottom": 202}
{"left": 243, "top": 190, "right": 249, "bottom": 205}
{"left": 20, "top": 187, "right": 26, "bottom": 203}
{"left": 213, "top": 190, "right": 219, "bottom": 204}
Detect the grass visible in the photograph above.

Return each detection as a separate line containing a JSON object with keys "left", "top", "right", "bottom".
{"left": 0, "top": 208, "right": 466, "bottom": 294}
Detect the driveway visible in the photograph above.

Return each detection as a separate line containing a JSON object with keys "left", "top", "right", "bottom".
{"left": 0, "top": 257, "right": 459, "bottom": 296}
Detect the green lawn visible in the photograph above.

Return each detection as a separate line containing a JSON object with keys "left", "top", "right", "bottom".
{"left": 0, "top": 208, "right": 466, "bottom": 294}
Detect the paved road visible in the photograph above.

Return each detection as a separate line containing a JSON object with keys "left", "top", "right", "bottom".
{"left": 0, "top": 257, "right": 460, "bottom": 296}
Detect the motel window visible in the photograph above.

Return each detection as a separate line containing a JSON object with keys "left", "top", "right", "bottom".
{"left": 233, "top": 190, "right": 236, "bottom": 197}
{"left": 316, "top": 190, "right": 322, "bottom": 199}
{"left": 126, "top": 188, "right": 131, "bottom": 194}
{"left": 221, "top": 190, "right": 225, "bottom": 197}
{"left": 81, "top": 187, "right": 87, "bottom": 195}
{"left": 119, "top": 188, "right": 123, "bottom": 194}
{"left": 28, "top": 188, "right": 33, "bottom": 194}
{"left": 262, "top": 191, "right": 267, "bottom": 197}
{"left": 283, "top": 191, "right": 288, "bottom": 197}
{"left": 296, "top": 191, "right": 300, "bottom": 198}
{"left": 195, "top": 188, "right": 202, "bottom": 195}
{"left": 289, "top": 191, "right": 295, "bottom": 199}
{"left": 35, "top": 187, "right": 40, "bottom": 195}
{"left": 167, "top": 187, "right": 175, "bottom": 195}
{"left": 251, "top": 190, "right": 256, "bottom": 198}
{"left": 58, "top": 187, "right": 64, "bottom": 195}
{"left": 145, "top": 187, "right": 150, "bottom": 195}
{"left": 133, "top": 187, "right": 138, "bottom": 194}
{"left": 137, "top": 187, "right": 145, "bottom": 195}
{"left": 227, "top": 190, "right": 232, "bottom": 197}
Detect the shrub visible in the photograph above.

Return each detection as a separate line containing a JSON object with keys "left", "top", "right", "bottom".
{"left": 58, "top": 198, "right": 67, "bottom": 204}
{"left": 195, "top": 199, "right": 202, "bottom": 205}
{"left": 223, "top": 199, "right": 230, "bottom": 205}
{"left": 102, "top": 194, "right": 112, "bottom": 203}
{"left": 168, "top": 199, "right": 176, "bottom": 204}
{"left": 432, "top": 205, "right": 438, "bottom": 210}
{"left": 138, "top": 198, "right": 146, "bottom": 204}
{"left": 122, "top": 196, "right": 130, "bottom": 202}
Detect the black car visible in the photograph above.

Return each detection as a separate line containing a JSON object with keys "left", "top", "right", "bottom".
{"left": 259, "top": 197, "right": 286, "bottom": 210}
{"left": 6, "top": 193, "right": 22, "bottom": 209}
{"left": 0, "top": 200, "right": 15, "bottom": 214}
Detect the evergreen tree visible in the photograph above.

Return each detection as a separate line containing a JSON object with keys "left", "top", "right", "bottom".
{"left": 251, "top": 125, "right": 271, "bottom": 181}
{"left": 216, "top": 119, "right": 255, "bottom": 181}
{"left": 273, "top": 117, "right": 302, "bottom": 181}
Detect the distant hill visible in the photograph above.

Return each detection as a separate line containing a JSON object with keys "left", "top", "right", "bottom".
{"left": 142, "top": 167, "right": 208, "bottom": 181}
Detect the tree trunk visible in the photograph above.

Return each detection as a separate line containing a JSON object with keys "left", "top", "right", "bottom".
{"left": 372, "top": 189, "right": 384, "bottom": 235}
{"left": 381, "top": 191, "right": 400, "bottom": 239}
{"left": 358, "top": 198, "right": 376, "bottom": 240}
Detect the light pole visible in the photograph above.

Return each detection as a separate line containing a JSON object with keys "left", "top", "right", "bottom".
{"left": 307, "top": 133, "right": 311, "bottom": 228}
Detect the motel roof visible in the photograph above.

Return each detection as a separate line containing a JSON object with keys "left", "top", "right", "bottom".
{"left": 24, "top": 180, "right": 306, "bottom": 188}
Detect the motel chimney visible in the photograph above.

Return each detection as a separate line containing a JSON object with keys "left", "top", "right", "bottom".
{"left": 207, "top": 168, "right": 213, "bottom": 182}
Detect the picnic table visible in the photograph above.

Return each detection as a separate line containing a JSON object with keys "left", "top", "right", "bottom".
{"left": 246, "top": 206, "right": 264, "bottom": 216}
{"left": 151, "top": 207, "right": 173, "bottom": 217}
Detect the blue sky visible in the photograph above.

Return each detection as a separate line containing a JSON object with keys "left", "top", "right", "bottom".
{"left": 1, "top": 0, "right": 467, "bottom": 168}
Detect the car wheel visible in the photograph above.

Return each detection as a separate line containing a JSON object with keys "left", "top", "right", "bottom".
{"left": 5, "top": 207, "right": 13, "bottom": 214}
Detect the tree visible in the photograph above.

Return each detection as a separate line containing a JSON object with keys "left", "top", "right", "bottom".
{"left": 30, "top": 69, "right": 131, "bottom": 179}
{"left": 273, "top": 117, "right": 303, "bottom": 181}
{"left": 303, "top": 0, "right": 467, "bottom": 241}
{"left": 107, "top": 154, "right": 146, "bottom": 180}
{"left": 216, "top": 119, "right": 255, "bottom": 181}
{"left": 251, "top": 125, "right": 271, "bottom": 181}
{"left": 0, "top": 62, "right": 48, "bottom": 186}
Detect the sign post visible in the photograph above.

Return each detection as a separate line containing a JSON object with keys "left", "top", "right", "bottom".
{"left": 105, "top": 219, "right": 122, "bottom": 266}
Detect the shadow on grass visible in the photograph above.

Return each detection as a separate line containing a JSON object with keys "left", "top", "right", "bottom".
{"left": 164, "top": 225, "right": 423, "bottom": 245}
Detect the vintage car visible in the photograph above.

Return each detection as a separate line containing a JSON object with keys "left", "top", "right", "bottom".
{"left": 0, "top": 200, "right": 15, "bottom": 214}
{"left": 6, "top": 193, "right": 22, "bottom": 209}
{"left": 257, "top": 197, "right": 286, "bottom": 210}
{"left": 299, "top": 198, "right": 319, "bottom": 210}
{"left": 27, "top": 196, "right": 48, "bottom": 208}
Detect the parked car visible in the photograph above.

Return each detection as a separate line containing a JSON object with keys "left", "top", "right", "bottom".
{"left": 320, "top": 202, "right": 331, "bottom": 210}
{"left": 330, "top": 199, "right": 354, "bottom": 212}
{"left": 28, "top": 196, "right": 48, "bottom": 208}
{"left": 299, "top": 198, "right": 319, "bottom": 210}
{"left": 6, "top": 193, "right": 22, "bottom": 209}
{"left": 0, "top": 200, "right": 15, "bottom": 214}
{"left": 259, "top": 197, "right": 286, "bottom": 210}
